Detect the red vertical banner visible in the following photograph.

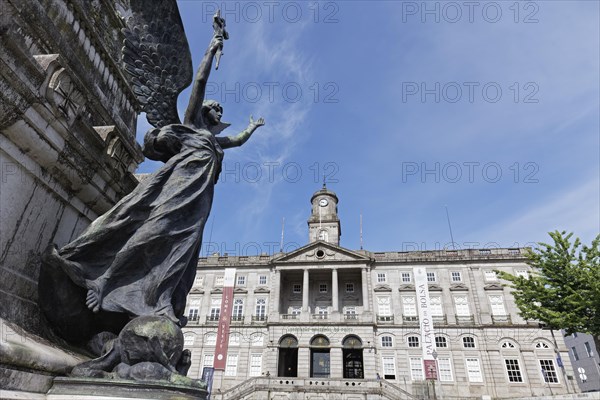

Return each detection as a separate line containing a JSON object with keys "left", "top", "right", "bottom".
{"left": 214, "top": 268, "right": 236, "bottom": 370}
{"left": 424, "top": 360, "right": 438, "bottom": 380}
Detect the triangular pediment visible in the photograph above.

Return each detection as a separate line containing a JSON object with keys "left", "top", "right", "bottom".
{"left": 254, "top": 287, "right": 270, "bottom": 294}
{"left": 374, "top": 284, "right": 392, "bottom": 292}
{"left": 273, "top": 241, "right": 371, "bottom": 264}
{"left": 484, "top": 283, "right": 504, "bottom": 291}
{"left": 449, "top": 283, "right": 469, "bottom": 291}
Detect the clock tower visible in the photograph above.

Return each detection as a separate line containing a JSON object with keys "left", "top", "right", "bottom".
{"left": 308, "top": 184, "right": 341, "bottom": 245}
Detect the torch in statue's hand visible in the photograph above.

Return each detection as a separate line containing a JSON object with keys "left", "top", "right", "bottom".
{"left": 212, "top": 10, "right": 229, "bottom": 70}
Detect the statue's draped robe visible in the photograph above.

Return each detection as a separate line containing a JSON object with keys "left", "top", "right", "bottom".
{"left": 54, "top": 125, "right": 222, "bottom": 322}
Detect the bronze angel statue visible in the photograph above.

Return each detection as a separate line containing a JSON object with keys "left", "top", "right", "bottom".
{"left": 41, "top": 0, "right": 263, "bottom": 343}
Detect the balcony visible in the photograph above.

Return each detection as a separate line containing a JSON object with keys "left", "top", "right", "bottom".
{"left": 206, "top": 315, "right": 220, "bottom": 323}
{"left": 491, "top": 314, "right": 512, "bottom": 325}
{"left": 312, "top": 313, "right": 329, "bottom": 320}
{"left": 456, "top": 315, "right": 475, "bottom": 325}
{"left": 281, "top": 314, "right": 299, "bottom": 320}
{"left": 231, "top": 315, "right": 245, "bottom": 324}
{"left": 344, "top": 313, "right": 358, "bottom": 320}
{"left": 377, "top": 315, "right": 394, "bottom": 323}
{"left": 432, "top": 315, "right": 447, "bottom": 325}
{"left": 251, "top": 315, "right": 268, "bottom": 323}
{"left": 402, "top": 315, "right": 419, "bottom": 325}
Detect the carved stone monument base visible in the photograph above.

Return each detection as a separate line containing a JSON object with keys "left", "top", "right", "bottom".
{"left": 46, "top": 378, "right": 207, "bottom": 400}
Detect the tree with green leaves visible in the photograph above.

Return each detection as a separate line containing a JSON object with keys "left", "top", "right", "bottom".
{"left": 496, "top": 231, "right": 600, "bottom": 351}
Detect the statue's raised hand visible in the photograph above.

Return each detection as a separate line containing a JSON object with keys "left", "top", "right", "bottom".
{"left": 249, "top": 115, "right": 265, "bottom": 129}
{"left": 210, "top": 35, "right": 224, "bottom": 54}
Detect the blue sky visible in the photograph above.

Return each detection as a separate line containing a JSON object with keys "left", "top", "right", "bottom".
{"left": 136, "top": 1, "right": 599, "bottom": 255}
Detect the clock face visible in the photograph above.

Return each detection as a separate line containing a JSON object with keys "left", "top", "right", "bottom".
{"left": 319, "top": 198, "right": 328, "bottom": 207}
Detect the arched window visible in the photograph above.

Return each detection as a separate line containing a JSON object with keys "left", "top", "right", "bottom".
{"left": 535, "top": 341, "right": 550, "bottom": 349}
{"left": 462, "top": 336, "right": 476, "bottom": 348}
{"left": 278, "top": 335, "right": 298, "bottom": 377}
{"left": 501, "top": 341, "right": 516, "bottom": 349}
{"left": 311, "top": 335, "right": 330, "bottom": 347}
{"left": 408, "top": 336, "right": 420, "bottom": 348}
{"left": 343, "top": 336, "right": 364, "bottom": 379}
{"left": 435, "top": 336, "right": 448, "bottom": 348}
{"left": 310, "top": 335, "right": 331, "bottom": 378}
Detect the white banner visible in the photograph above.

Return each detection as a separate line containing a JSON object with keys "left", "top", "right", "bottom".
{"left": 413, "top": 267, "right": 435, "bottom": 361}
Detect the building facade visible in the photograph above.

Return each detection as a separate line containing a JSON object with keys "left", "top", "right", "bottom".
{"left": 183, "top": 186, "right": 579, "bottom": 400}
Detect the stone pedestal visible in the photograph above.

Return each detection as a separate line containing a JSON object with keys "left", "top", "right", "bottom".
{"left": 47, "top": 378, "right": 208, "bottom": 400}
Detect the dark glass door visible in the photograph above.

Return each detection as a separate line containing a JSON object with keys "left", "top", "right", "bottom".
{"left": 311, "top": 350, "right": 330, "bottom": 378}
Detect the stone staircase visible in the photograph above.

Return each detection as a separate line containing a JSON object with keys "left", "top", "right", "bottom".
{"left": 218, "top": 377, "right": 419, "bottom": 400}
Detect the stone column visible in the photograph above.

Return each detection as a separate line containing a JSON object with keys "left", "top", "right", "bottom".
{"left": 332, "top": 268, "right": 339, "bottom": 312}
{"left": 361, "top": 267, "right": 370, "bottom": 312}
{"left": 303, "top": 269, "right": 310, "bottom": 313}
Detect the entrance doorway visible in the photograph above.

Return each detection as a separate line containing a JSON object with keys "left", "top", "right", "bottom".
{"left": 342, "top": 336, "right": 364, "bottom": 379}
{"left": 278, "top": 335, "right": 298, "bottom": 377}
{"left": 310, "top": 335, "right": 331, "bottom": 378}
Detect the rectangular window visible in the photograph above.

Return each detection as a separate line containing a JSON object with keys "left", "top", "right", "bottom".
{"left": 188, "top": 308, "right": 199, "bottom": 321}
{"left": 382, "top": 356, "right": 396, "bottom": 379}
{"left": 377, "top": 273, "right": 387, "bottom": 283}
{"left": 229, "top": 333, "right": 240, "bottom": 346}
{"left": 184, "top": 335, "right": 195, "bottom": 346}
{"left": 402, "top": 296, "right": 417, "bottom": 317}
{"left": 454, "top": 295, "right": 471, "bottom": 316}
{"left": 515, "top": 269, "right": 528, "bottom": 278}
{"left": 316, "top": 306, "right": 328, "bottom": 315}
{"left": 430, "top": 296, "right": 443, "bottom": 316}
{"left": 209, "top": 298, "right": 221, "bottom": 320}
{"left": 484, "top": 270, "right": 497, "bottom": 281}
{"left": 291, "top": 306, "right": 302, "bottom": 315}
{"left": 205, "top": 332, "right": 216, "bottom": 346}
{"left": 539, "top": 359, "right": 559, "bottom": 383}
{"left": 377, "top": 296, "right": 392, "bottom": 316}
{"left": 215, "top": 275, "right": 224, "bottom": 286}
{"left": 251, "top": 333, "right": 264, "bottom": 346}
{"left": 259, "top": 275, "right": 268, "bottom": 285}
{"left": 344, "top": 306, "right": 357, "bottom": 317}
{"left": 225, "top": 354, "right": 238, "bottom": 376}
{"left": 489, "top": 295, "right": 507, "bottom": 315}
{"left": 572, "top": 347, "right": 579, "bottom": 361}
{"left": 236, "top": 275, "right": 246, "bottom": 286}
{"left": 465, "top": 358, "right": 483, "bottom": 382}
{"left": 293, "top": 283, "right": 302, "bottom": 293}
{"left": 438, "top": 357, "right": 453, "bottom": 382}
{"left": 381, "top": 336, "right": 393, "bottom": 347}
{"left": 194, "top": 275, "right": 204, "bottom": 287}
{"left": 346, "top": 283, "right": 354, "bottom": 293}
{"left": 426, "top": 272, "right": 436, "bottom": 282}
{"left": 255, "top": 298, "right": 266, "bottom": 319}
{"left": 319, "top": 283, "right": 328, "bottom": 293}
{"left": 505, "top": 359, "right": 523, "bottom": 382}
{"left": 203, "top": 353, "right": 214, "bottom": 369}
{"left": 249, "top": 354, "right": 262, "bottom": 377}
{"left": 585, "top": 342, "right": 594, "bottom": 357}
{"left": 409, "top": 357, "right": 424, "bottom": 381}
{"left": 233, "top": 298, "right": 244, "bottom": 319}
{"left": 401, "top": 272, "right": 411, "bottom": 283}
{"left": 451, "top": 271, "right": 462, "bottom": 282}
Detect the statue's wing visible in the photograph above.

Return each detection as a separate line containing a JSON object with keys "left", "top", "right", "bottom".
{"left": 121, "top": 0, "right": 192, "bottom": 128}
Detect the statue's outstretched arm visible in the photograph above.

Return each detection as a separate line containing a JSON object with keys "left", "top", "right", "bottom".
{"left": 184, "top": 36, "right": 223, "bottom": 128}
{"left": 217, "top": 116, "right": 265, "bottom": 149}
